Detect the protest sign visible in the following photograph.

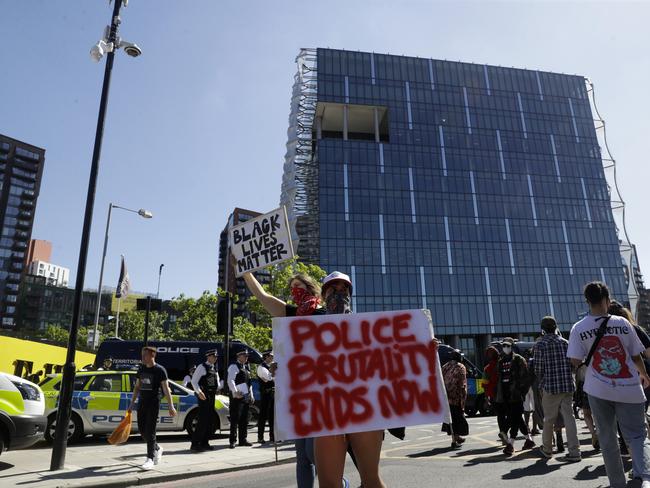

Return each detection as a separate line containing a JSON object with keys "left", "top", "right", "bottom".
{"left": 272, "top": 309, "right": 449, "bottom": 440}
{"left": 229, "top": 207, "right": 294, "bottom": 276}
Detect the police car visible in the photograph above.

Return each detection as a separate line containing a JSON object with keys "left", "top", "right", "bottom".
{"left": 40, "top": 370, "right": 230, "bottom": 443}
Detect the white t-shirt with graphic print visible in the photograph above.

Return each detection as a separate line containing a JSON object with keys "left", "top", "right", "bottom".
{"left": 567, "top": 314, "right": 645, "bottom": 404}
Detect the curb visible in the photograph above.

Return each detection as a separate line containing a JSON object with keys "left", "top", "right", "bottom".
{"left": 75, "top": 456, "right": 297, "bottom": 488}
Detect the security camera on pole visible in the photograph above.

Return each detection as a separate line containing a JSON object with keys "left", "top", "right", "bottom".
{"left": 50, "top": 0, "right": 142, "bottom": 471}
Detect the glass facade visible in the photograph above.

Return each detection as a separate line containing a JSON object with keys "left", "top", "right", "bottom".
{"left": 282, "top": 48, "right": 629, "bottom": 361}
{"left": 0, "top": 135, "right": 45, "bottom": 328}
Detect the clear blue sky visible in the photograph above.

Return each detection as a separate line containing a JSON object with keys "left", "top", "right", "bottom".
{"left": 1, "top": 1, "right": 648, "bottom": 299}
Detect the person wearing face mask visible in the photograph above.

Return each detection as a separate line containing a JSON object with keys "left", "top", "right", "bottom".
{"left": 240, "top": 269, "right": 332, "bottom": 488}
{"left": 315, "top": 271, "right": 386, "bottom": 488}
{"left": 496, "top": 338, "right": 536, "bottom": 455}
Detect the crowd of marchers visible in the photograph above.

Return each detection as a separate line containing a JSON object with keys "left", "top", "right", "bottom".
{"left": 118, "top": 277, "right": 650, "bottom": 488}
{"left": 443, "top": 281, "right": 650, "bottom": 488}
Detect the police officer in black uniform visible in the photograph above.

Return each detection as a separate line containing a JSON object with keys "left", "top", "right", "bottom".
{"left": 227, "top": 350, "right": 254, "bottom": 448}
{"left": 257, "top": 350, "right": 276, "bottom": 444}
{"left": 190, "top": 349, "right": 221, "bottom": 451}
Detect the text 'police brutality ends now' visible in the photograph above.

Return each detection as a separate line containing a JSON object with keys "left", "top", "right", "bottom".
{"left": 229, "top": 207, "right": 294, "bottom": 276}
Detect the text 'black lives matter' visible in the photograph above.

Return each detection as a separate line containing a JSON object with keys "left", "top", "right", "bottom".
{"left": 229, "top": 207, "right": 294, "bottom": 276}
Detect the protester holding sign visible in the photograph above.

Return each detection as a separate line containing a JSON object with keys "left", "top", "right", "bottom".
{"left": 272, "top": 287, "right": 446, "bottom": 488}
{"left": 305, "top": 272, "right": 387, "bottom": 488}
{"left": 240, "top": 268, "right": 327, "bottom": 488}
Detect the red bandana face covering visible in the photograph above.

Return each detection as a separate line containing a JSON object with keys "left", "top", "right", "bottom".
{"left": 291, "top": 287, "right": 320, "bottom": 316}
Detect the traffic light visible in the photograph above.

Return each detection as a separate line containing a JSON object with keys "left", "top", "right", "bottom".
{"left": 217, "top": 295, "right": 231, "bottom": 335}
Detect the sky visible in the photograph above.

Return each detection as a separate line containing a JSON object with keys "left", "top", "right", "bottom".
{"left": 1, "top": 1, "right": 649, "bottom": 299}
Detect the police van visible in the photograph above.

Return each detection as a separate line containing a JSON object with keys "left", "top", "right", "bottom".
{"left": 0, "top": 372, "right": 46, "bottom": 455}
{"left": 94, "top": 339, "right": 263, "bottom": 381}
{"left": 40, "top": 370, "right": 230, "bottom": 443}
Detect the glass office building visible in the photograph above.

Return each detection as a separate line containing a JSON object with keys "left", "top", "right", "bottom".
{"left": 280, "top": 48, "right": 636, "bottom": 362}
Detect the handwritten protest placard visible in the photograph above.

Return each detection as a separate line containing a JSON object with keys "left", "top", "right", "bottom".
{"left": 229, "top": 207, "right": 294, "bottom": 277}
{"left": 272, "top": 309, "right": 449, "bottom": 440}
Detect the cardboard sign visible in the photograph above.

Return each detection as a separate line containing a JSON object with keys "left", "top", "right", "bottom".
{"left": 229, "top": 207, "right": 294, "bottom": 276}
{"left": 272, "top": 309, "right": 449, "bottom": 440}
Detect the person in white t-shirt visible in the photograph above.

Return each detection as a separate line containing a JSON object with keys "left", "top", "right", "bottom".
{"left": 567, "top": 281, "right": 650, "bottom": 488}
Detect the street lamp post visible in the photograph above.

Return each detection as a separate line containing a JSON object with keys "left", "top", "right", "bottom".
{"left": 50, "top": 0, "right": 141, "bottom": 471}
{"left": 91, "top": 202, "right": 152, "bottom": 347}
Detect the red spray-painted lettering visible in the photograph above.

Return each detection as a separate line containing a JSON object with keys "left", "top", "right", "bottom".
{"left": 286, "top": 312, "right": 440, "bottom": 436}
{"left": 290, "top": 313, "right": 414, "bottom": 354}
{"left": 289, "top": 386, "right": 373, "bottom": 436}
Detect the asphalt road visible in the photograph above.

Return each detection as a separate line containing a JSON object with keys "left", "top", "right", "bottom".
{"left": 145, "top": 417, "right": 641, "bottom": 488}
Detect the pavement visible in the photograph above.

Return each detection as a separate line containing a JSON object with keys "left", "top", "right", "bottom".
{"left": 0, "top": 417, "right": 640, "bottom": 488}
{"left": 0, "top": 430, "right": 295, "bottom": 488}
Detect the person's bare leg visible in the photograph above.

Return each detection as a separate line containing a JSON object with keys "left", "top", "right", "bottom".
{"left": 584, "top": 408, "right": 598, "bottom": 447}
{"left": 348, "top": 431, "right": 385, "bottom": 488}
{"left": 584, "top": 409, "right": 596, "bottom": 435}
{"left": 314, "top": 435, "right": 347, "bottom": 488}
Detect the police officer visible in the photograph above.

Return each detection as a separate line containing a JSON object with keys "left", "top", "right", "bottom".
{"left": 98, "top": 357, "right": 113, "bottom": 371}
{"left": 227, "top": 350, "right": 254, "bottom": 448}
{"left": 190, "top": 349, "right": 221, "bottom": 452}
{"left": 257, "top": 351, "right": 276, "bottom": 444}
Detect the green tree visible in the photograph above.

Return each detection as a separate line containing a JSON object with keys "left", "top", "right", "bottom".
{"left": 245, "top": 257, "right": 328, "bottom": 327}
{"left": 115, "top": 310, "right": 168, "bottom": 341}
{"left": 42, "top": 324, "right": 103, "bottom": 352}
{"left": 232, "top": 316, "right": 272, "bottom": 351}
{"left": 43, "top": 324, "right": 68, "bottom": 344}
{"left": 168, "top": 291, "right": 223, "bottom": 341}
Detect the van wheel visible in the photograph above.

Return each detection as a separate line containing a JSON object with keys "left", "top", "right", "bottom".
{"left": 45, "top": 412, "right": 84, "bottom": 444}
{"left": 0, "top": 428, "right": 6, "bottom": 455}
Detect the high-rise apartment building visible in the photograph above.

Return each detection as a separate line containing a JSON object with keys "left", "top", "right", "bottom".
{"left": 280, "top": 48, "right": 638, "bottom": 362}
{"left": 0, "top": 135, "right": 45, "bottom": 328}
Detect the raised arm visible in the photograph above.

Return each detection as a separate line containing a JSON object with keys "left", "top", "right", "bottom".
{"left": 241, "top": 272, "right": 287, "bottom": 317}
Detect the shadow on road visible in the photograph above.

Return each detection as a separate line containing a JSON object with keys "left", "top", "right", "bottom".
{"left": 463, "top": 449, "right": 540, "bottom": 467}
{"left": 406, "top": 446, "right": 458, "bottom": 458}
{"left": 574, "top": 463, "right": 608, "bottom": 482}
{"left": 0, "top": 462, "right": 14, "bottom": 472}
{"left": 502, "top": 459, "right": 562, "bottom": 479}
{"left": 12, "top": 464, "right": 140, "bottom": 486}
{"left": 452, "top": 446, "right": 502, "bottom": 457}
